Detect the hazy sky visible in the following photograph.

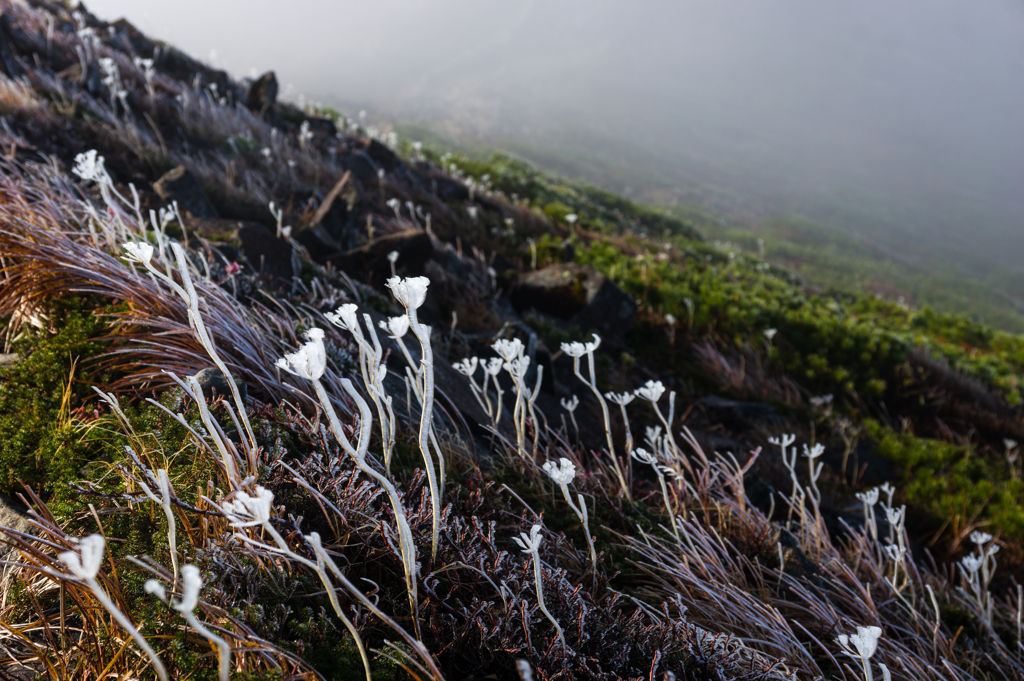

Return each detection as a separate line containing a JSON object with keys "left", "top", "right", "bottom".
{"left": 85, "top": 0, "right": 1024, "bottom": 269}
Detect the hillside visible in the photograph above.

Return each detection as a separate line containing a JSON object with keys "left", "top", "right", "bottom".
{"left": 0, "top": 1, "right": 1023, "bottom": 679}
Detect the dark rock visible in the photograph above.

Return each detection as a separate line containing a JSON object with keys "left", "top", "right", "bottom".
{"left": 110, "top": 18, "right": 156, "bottom": 58}
{"left": 323, "top": 229, "right": 433, "bottom": 287}
{"left": 304, "top": 116, "right": 337, "bottom": 139}
{"left": 337, "top": 151, "right": 381, "bottom": 186}
{"left": 154, "top": 166, "right": 219, "bottom": 219}
{"left": 234, "top": 223, "right": 293, "bottom": 278}
{"left": 699, "top": 395, "right": 779, "bottom": 428}
{"left": 0, "top": 13, "right": 23, "bottom": 78}
{"left": 510, "top": 264, "right": 638, "bottom": 342}
{"left": 245, "top": 71, "right": 277, "bottom": 115}
{"left": 365, "top": 139, "right": 400, "bottom": 172}
{"left": 194, "top": 367, "right": 247, "bottom": 404}
{"left": 433, "top": 176, "right": 469, "bottom": 203}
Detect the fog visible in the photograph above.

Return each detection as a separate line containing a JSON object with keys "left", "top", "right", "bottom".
{"left": 86, "top": 0, "right": 1024, "bottom": 273}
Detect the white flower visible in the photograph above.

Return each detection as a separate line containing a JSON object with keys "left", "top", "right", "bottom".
{"left": 605, "top": 391, "right": 635, "bottom": 406}
{"left": 584, "top": 334, "right": 601, "bottom": 353}
{"left": 325, "top": 303, "right": 360, "bottom": 332}
{"left": 810, "top": 394, "right": 834, "bottom": 408}
{"left": 542, "top": 458, "right": 576, "bottom": 485}
{"left": 483, "top": 358, "right": 503, "bottom": 376}
{"left": 884, "top": 545, "right": 906, "bottom": 562}
{"left": 221, "top": 486, "right": 274, "bottom": 528}
{"left": 885, "top": 505, "right": 905, "bottom": 527}
{"left": 387, "top": 250, "right": 400, "bottom": 263}
{"left": 123, "top": 242, "right": 154, "bottom": 265}
{"left": 560, "top": 341, "right": 586, "bottom": 358}
{"left": 504, "top": 356, "right": 531, "bottom": 380}
{"left": 565, "top": 213, "right": 578, "bottom": 225}
{"left": 802, "top": 443, "right": 825, "bottom": 459}
{"left": 276, "top": 330, "right": 327, "bottom": 381}
{"left": 856, "top": 488, "right": 879, "bottom": 506}
{"left": 665, "top": 314, "right": 677, "bottom": 326}
{"left": 493, "top": 338, "right": 524, "bottom": 362}
{"left": 1004, "top": 438, "right": 1018, "bottom": 450}
{"left": 635, "top": 380, "right": 666, "bottom": 403}
{"left": 764, "top": 328, "right": 777, "bottom": 340}
{"left": 386, "top": 276, "right": 430, "bottom": 310}
{"left": 961, "top": 554, "right": 983, "bottom": 574}
{"left": 59, "top": 534, "right": 106, "bottom": 580}
{"left": 174, "top": 565, "right": 203, "bottom": 613}
{"left": 632, "top": 447, "right": 657, "bottom": 465}
{"left": 144, "top": 579, "right": 166, "bottom": 602}
{"left": 379, "top": 315, "right": 409, "bottom": 338}
{"left": 560, "top": 395, "right": 579, "bottom": 412}
{"left": 72, "top": 150, "right": 107, "bottom": 183}
{"left": 453, "top": 357, "right": 479, "bottom": 376}
{"left": 512, "top": 524, "right": 543, "bottom": 554}
{"left": 970, "top": 531, "right": 993, "bottom": 546}
{"left": 836, "top": 625, "right": 882, "bottom": 662}
{"left": 386, "top": 198, "right": 400, "bottom": 211}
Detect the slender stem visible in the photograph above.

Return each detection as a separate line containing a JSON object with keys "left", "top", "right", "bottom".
{"left": 407, "top": 308, "right": 442, "bottom": 559}
{"left": 311, "top": 378, "right": 421, "bottom": 639}
{"left": 86, "top": 577, "right": 168, "bottom": 681}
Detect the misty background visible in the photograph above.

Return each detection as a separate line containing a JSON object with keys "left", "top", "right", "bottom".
{"left": 85, "top": 0, "right": 1024, "bottom": 301}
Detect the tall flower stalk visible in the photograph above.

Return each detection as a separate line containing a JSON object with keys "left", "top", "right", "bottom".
{"left": 277, "top": 330, "right": 422, "bottom": 637}
{"left": 513, "top": 525, "right": 566, "bottom": 651}
{"left": 543, "top": 458, "right": 598, "bottom": 582}
{"left": 60, "top": 535, "right": 169, "bottom": 681}
{"left": 146, "top": 565, "right": 231, "bottom": 681}
{"left": 386, "top": 276, "right": 443, "bottom": 559}
{"left": 562, "top": 335, "right": 631, "bottom": 501}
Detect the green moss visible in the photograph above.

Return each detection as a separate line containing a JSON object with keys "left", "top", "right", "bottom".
{"left": 865, "top": 419, "right": 1024, "bottom": 538}
{"left": 0, "top": 298, "right": 111, "bottom": 501}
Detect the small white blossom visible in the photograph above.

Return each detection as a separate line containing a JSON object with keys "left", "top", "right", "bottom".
{"left": 542, "top": 458, "right": 576, "bottom": 485}
{"left": 632, "top": 447, "right": 657, "bottom": 465}
{"left": 961, "top": 554, "right": 984, "bottom": 574}
{"left": 175, "top": 564, "right": 203, "bottom": 613}
{"left": 276, "top": 330, "right": 327, "bottom": 381}
{"left": 73, "top": 150, "right": 108, "bottom": 183}
{"left": 560, "top": 395, "right": 579, "bottom": 412}
{"left": 836, "top": 625, "right": 882, "bottom": 663}
{"left": 970, "top": 531, "right": 993, "bottom": 546}
{"left": 325, "top": 303, "right": 360, "bottom": 331}
{"left": 221, "top": 486, "right": 274, "bottom": 528}
{"left": 387, "top": 250, "right": 400, "bottom": 263}
{"left": 59, "top": 534, "right": 106, "bottom": 580}
{"left": 483, "top": 358, "right": 503, "bottom": 376}
{"left": 144, "top": 579, "right": 166, "bottom": 602}
{"left": 379, "top": 315, "right": 409, "bottom": 338}
{"left": 763, "top": 328, "right": 777, "bottom": 340}
{"left": 560, "top": 341, "right": 586, "bottom": 358}
{"left": 453, "top": 357, "right": 479, "bottom": 376}
{"left": 635, "top": 380, "right": 666, "bottom": 403}
{"left": 123, "top": 241, "right": 154, "bottom": 265}
{"left": 802, "top": 443, "right": 825, "bottom": 459}
{"left": 493, "top": 338, "right": 524, "bottom": 362}
{"left": 856, "top": 488, "right": 880, "bottom": 506}
{"left": 605, "top": 391, "right": 635, "bottom": 406}
{"left": 584, "top": 334, "right": 601, "bottom": 353}
{"left": 386, "top": 276, "right": 430, "bottom": 310}
{"left": 565, "top": 213, "right": 578, "bottom": 225}
{"left": 512, "top": 524, "right": 543, "bottom": 554}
